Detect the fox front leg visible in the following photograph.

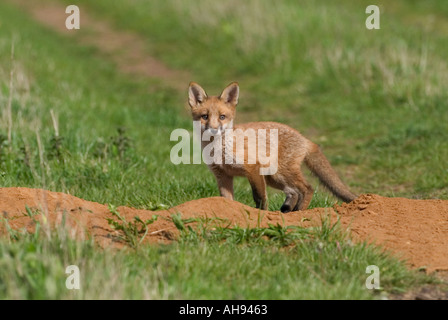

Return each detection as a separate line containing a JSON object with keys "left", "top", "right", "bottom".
{"left": 248, "top": 174, "right": 268, "bottom": 210}
{"left": 211, "top": 168, "right": 234, "bottom": 200}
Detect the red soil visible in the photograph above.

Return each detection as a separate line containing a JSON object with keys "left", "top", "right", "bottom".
{"left": 1, "top": 187, "right": 447, "bottom": 273}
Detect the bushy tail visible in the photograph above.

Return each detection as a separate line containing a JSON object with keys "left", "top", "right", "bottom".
{"left": 304, "top": 145, "right": 357, "bottom": 202}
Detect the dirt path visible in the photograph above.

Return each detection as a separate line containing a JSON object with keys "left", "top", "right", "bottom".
{"left": 8, "top": 0, "right": 190, "bottom": 91}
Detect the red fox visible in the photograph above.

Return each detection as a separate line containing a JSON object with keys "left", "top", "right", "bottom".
{"left": 188, "top": 82, "right": 357, "bottom": 212}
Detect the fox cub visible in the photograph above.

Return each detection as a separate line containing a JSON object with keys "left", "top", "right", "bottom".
{"left": 188, "top": 82, "right": 357, "bottom": 212}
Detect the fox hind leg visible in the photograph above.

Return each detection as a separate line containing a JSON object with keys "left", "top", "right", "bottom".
{"left": 265, "top": 175, "right": 300, "bottom": 213}
{"left": 280, "top": 187, "right": 299, "bottom": 213}
{"left": 292, "top": 178, "right": 314, "bottom": 211}
{"left": 278, "top": 174, "right": 314, "bottom": 213}
{"left": 265, "top": 173, "right": 314, "bottom": 213}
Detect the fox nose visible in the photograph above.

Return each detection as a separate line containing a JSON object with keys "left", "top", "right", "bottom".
{"left": 209, "top": 128, "right": 220, "bottom": 135}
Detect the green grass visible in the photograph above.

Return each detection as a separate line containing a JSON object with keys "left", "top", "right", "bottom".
{"left": 0, "top": 216, "right": 431, "bottom": 299}
{"left": 69, "top": 0, "right": 448, "bottom": 199}
{"left": 0, "top": 0, "right": 446, "bottom": 299}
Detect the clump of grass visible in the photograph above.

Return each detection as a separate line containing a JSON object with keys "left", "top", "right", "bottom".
{"left": 48, "top": 135, "right": 64, "bottom": 161}
{"left": 91, "top": 127, "right": 133, "bottom": 163}
{"left": 0, "top": 133, "right": 7, "bottom": 163}
{"left": 111, "top": 127, "right": 131, "bottom": 162}
{"left": 146, "top": 201, "right": 169, "bottom": 211}
{"left": 1, "top": 217, "right": 21, "bottom": 241}
{"left": 106, "top": 204, "right": 158, "bottom": 249}
{"left": 19, "top": 143, "right": 31, "bottom": 169}
{"left": 47, "top": 109, "right": 65, "bottom": 161}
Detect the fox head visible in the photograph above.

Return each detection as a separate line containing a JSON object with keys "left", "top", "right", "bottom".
{"left": 188, "top": 82, "right": 239, "bottom": 135}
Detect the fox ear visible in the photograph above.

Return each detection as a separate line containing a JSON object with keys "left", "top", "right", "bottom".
{"left": 188, "top": 82, "right": 207, "bottom": 108}
{"left": 219, "top": 82, "right": 239, "bottom": 106}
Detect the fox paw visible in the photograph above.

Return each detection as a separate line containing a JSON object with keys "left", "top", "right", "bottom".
{"left": 280, "top": 204, "right": 292, "bottom": 213}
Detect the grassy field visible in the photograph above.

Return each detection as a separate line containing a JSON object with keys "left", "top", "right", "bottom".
{"left": 0, "top": 0, "right": 446, "bottom": 299}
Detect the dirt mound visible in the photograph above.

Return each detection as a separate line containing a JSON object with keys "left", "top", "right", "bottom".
{"left": 1, "top": 187, "right": 448, "bottom": 272}
{"left": 335, "top": 194, "right": 448, "bottom": 273}
{"left": 0, "top": 187, "right": 330, "bottom": 247}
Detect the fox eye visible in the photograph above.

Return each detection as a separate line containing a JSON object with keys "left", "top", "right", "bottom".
{"left": 201, "top": 114, "right": 208, "bottom": 120}
{"left": 219, "top": 115, "right": 226, "bottom": 120}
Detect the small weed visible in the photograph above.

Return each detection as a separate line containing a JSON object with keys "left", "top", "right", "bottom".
{"left": 147, "top": 201, "right": 169, "bottom": 211}
{"left": 0, "top": 133, "right": 8, "bottom": 163}
{"left": 106, "top": 204, "right": 158, "bottom": 249}
{"left": 1, "top": 217, "right": 20, "bottom": 241}
{"left": 111, "top": 127, "right": 131, "bottom": 162}
{"left": 23, "top": 205, "right": 42, "bottom": 226}
{"left": 169, "top": 213, "right": 198, "bottom": 232}
{"left": 91, "top": 128, "right": 133, "bottom": 163}
{"left": 92, "top": 139, "right": 108, "bottom": 159}
{"left": 19, "top": 143, "right": 31, "bottom": 168}
{"left": 48, "top": 135, "right": 64, "bottom": 160}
